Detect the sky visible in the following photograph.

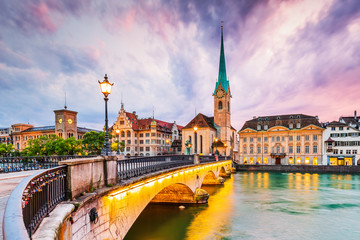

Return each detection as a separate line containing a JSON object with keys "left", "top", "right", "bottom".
{"left": 1, "top": 0, "right": 360, "bottom": 131}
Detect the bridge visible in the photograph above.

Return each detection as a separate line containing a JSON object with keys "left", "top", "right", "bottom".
{"left": 3, "top": 155, "right": 233, "bottom": 239}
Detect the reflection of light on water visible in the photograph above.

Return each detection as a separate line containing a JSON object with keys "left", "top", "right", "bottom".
{"left": 185, "top": 177, "right": 234, "bottom": 240}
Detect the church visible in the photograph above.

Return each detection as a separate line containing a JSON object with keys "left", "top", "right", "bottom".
{"left": 182, "top": 25, "right": 237, "bottom": 156}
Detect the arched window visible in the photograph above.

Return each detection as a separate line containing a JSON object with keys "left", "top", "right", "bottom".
{"left": 218, "top": 101, "right": 223, "bottom": 110}
{"left": 121, "top": 131, "right": 125, "bottom": 137}
{"left": 127, "top": 131, "right": 131, "bottom": 137}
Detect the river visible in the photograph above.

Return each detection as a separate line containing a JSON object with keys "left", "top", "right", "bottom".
{"left": 125, "top": 172, "right": 360, "bottom": 240}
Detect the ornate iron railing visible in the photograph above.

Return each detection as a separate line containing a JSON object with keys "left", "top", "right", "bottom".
{"left": 22, "top": 166, "right": 67, "bottom": 237}
{"left": 0, "top": 155, "right": 94, "bottom": 173}
{"left": 117, "top": 155, "right": 223, "bottom": 180}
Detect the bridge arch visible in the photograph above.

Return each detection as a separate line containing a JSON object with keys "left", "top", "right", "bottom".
{"left": 151, "top": 183, "right": 195, "bottom": 204}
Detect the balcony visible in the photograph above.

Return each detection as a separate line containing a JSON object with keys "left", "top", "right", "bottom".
{"left": 270, "top": 152, "right": 286, "bottom": 158}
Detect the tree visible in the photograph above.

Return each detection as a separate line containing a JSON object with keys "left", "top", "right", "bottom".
{"left": 111, "top": 140, "right": 125, "bottom": 152}
{"left": 0, "top": 143, "right": 14, "bottom": 157}
{"left": 82, "top": 131, "right": 106, "bottom": 155}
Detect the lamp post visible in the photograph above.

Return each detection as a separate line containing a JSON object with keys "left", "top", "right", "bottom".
{"left": 224, "top": 143, "right": 227, "bottom": 158}
{"left": 98, "top": 74, "right": 113, "bottom": 156}
{"left": 115, "top": 129, "right": 120, "bottom": 154}
{"left": 165, "top": 139, "right": 170, "bottom": 154}
{"left": 194, "top": 126, "right": 198, "bottom": 154}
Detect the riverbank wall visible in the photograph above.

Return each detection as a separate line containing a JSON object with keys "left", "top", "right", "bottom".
{"left": 235, "top": 164, "right": 360, "bottom": 174}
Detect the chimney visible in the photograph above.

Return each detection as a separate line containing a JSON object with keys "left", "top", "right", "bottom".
{"left": 133, "top": 111, "right": 136, "bottom": 115}
{"left": 355, "top": 110, "right": 357, "bottom": 120}
{"left": 253, "top": 116, "right": 256, "bottom": 119}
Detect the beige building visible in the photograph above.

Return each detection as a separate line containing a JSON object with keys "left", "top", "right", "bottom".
{"left": 110, "top": 104, "right": 183, "bottom": 156}
{"left": 238, "top": 114, "right": 324, "bottom": 165}
{"left": 182, "top": 25, "right": 237, "bottom": 156}
{"left": 12, "top": 108, "right": 96, "bottom": 151}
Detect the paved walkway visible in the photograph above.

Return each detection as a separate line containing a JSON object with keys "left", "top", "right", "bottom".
{"left": 0, "top": 170, "right": 43, "bottom": 239}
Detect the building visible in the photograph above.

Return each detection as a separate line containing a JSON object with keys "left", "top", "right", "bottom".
{"left": 110, "top": 104, "right": 183, "bottom": 156}
{"left": 238, "top": 114, "right": 324, "bottom": 165}
{"left": 11, "top": 108, "right": 96, "bottom": 151}
{"left": 0, "top": 127, "right": 13, "bottom": 145}
{"left": 182, "top": 25, "right": 237, "bottom": 156}
{"left": 323, "top": 112, "right": 360, "bottom": 165}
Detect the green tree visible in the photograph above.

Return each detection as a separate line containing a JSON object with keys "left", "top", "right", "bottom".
{"left": 0, "top": 143, "right": 14, "bottom": 157}
{"left": 82, "top": 131, "right": 106, "bottom": 155}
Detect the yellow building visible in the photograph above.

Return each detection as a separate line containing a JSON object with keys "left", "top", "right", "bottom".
{"left": 182, "top": 25, "right": 237, "bottom": 156}
{"left": 238, "top": 114, "right": 324, "bottom": 165}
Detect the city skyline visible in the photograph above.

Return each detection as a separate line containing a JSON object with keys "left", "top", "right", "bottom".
{"left": 1, "top": 0, "right": 360, "bottom": 130}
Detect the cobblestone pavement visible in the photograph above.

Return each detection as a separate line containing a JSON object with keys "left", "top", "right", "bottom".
{"left": 0, "top": 170, "right": 43, "bottom": 239}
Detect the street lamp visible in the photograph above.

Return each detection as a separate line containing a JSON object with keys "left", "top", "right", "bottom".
{"left": 115, "top": 129, "right": 120, "bottom": 154}
{"left": 165, "top": 139, "right": 170, "bottom": 154}
{"left": 193, "top": 126, "right": 198, "bottom": 154}
{"left": 224, "top": 143, "right": 227, "bottom": 157}
{"left": 98, "top": 74, "right": 113, "bottom": 156}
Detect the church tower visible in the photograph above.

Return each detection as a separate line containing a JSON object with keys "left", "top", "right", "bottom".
{"left": 213, "top": 24, "right": 231, "bottom": 145}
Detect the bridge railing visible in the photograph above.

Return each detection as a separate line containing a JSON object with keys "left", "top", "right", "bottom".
{"left": 3, "top": 166, "right": 68, "bottom": 239}
{"left": 0, "top": 155, "right": 95, "bottom": 173}
{"left": 117, "top": 154, "right": 223, "bottom": 180}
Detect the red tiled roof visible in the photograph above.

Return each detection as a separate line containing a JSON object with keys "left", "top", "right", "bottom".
{"left": 183, "top": 113, "right": 216, "bottom": 130}
{"left": 124, "top": 112, "right": 183, "bottom": 132}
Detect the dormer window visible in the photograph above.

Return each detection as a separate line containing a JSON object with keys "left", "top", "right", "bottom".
{"left": 296, "top": 123, "right": 301, "bottom": 128}
{"left": 289, "top": 123, "right": 293, "bottom": 129}
{"left": 297, "top": 115, "right": 301, "bottom": 119}
{"left": 264, "top": 125, "right": 268, "bottom": 130}
{"left": 277, "top": 116, "right": 280, "bottom": 120}
{"left": 257, "top": 125, "right": 261, "bottom": 130}
{"left": 290, "top": 116, "right": 293, "bottom": 119}
{"left": 258, "top": 118, "right": 262, "bottom": 121}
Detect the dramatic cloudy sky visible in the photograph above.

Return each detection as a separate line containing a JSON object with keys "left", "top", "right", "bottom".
{"left": 1, "top": 0, "right": 360, "bottom": 130}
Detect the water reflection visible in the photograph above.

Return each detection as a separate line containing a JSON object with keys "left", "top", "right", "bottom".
{"left": 125, "top": 172, "right": 360, "bottom": 240}
{"left": 185, "top": 177, "right": 234, "bottom": 240}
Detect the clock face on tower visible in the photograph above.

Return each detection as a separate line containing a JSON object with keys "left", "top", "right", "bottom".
{"left": 58, "top": 118, "right": 63, "bottom": 124}
{"left": 216, "top": 88, "right": 225, "bottom": 99}
{"left": 68, "top": 119, "right": 73, "bottom": 124}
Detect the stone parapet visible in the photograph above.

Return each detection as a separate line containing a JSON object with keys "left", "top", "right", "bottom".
{"left": 59, "top": 156, "right": 118, "bottom": 199}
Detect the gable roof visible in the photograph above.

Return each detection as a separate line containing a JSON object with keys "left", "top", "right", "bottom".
{"left": 183, "top": 113, "right": 216, "bottom": 130}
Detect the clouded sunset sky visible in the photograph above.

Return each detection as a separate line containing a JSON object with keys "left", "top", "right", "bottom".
{"left": 1, "top": 0, "right": 360, "bottom": 130}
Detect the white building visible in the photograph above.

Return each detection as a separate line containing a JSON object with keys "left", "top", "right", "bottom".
{"left": 323, "top": 121, "right": 360, "bottom": 165}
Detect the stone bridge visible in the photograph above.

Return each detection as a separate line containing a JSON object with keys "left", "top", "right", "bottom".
{"left": 4, "top": 155, "right": 233, "bottom": 240}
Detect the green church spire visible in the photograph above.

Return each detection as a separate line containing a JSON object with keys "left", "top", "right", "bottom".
{"left": 214, "top": 24, "right": 229, "bottom": 94}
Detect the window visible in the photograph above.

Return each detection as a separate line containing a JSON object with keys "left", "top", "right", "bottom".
{"left": 289, "top": 123, "right": 293, "bottom": 129}
{"left": 151, "top": 133, "right": 156, "bottom": 136}
{"left": 243, "top": 146, "right": 247, "bottom": 154}
{"left": 126, "top": 147, "right": 130, "bottom": 151}
{"left": 264, "top": 125, "right": 268, "bottom": 130}
{"left": 264, "top": 146, "right": 268, "bottom": 153}
{"left": 282, "top": 136, "right": 285, "bottom": 142}
{"left": 296, "top": 123, "right": 301, "bottom": 128}
{"left": 313, "top": 135, "right": 318, "bottom": 141}
{"left": 296, "top": 146, "right": 301, "bottom": 153}
{"left": 140, "top": 147, "right": 144, "bottom": 151}
{"left": 264, "top": 137, "right": 268, "bottom": 142}
{"left": 289, "top": 146, "right": 293, "bottom": 153}
{"left": 140, "top": 140, "right": 144, "bottom": 144}
{"left": 353, "top": 150, "right": 357, "bottom": 154}
{"left": 305, "top": 135, "right": 309, "bottom": 141}
{"left": 289, "top": 136, "right": 293, "bottom": 141}
{"left": 145, "top": 140, "right": 150, "bottom": 144}
{"left": 331, "top": 127, "right": 335, "bottom": 131}
{"left": 135, "top": 140, "right": 137, "bottom": 144}
{"left": 127, "top": 131, "right": 131, "bottom": 137}
{"left": 250, "top": 146, "right": 254, "bottom": 154}
{"left": 276, "top": 136, "right": 280, "bottom": 142}
{"left": 218, "top": 101, "right": 223, "bottom": 110}
{"left": 151, "top": 140, "right": 156, "bottom": 144}
{"left": 243, "top": 138, "right": 247, "bottom": 142}
{"left": 250, "top": 137, "right": 253, "bottom": 142}
{"left": 333, "top": 149, "right": 338, "bottom": 154}
{"left": 127, "top": 140, "right": 131, "bottom": 144}
{"left": 146, "top": 133, "right": 150, "bottom": 137}
{"left": 121, "top": 132, "right": 125, "bottom": 137}
{"left": 276, "top": 146, "right": 280, "bottom": 153}
{"left": 140, "top": 133, "right": 144, "bottom": 137}
{"left": 346, "top": 150, "right": 351, "bottom": 154}
{"left": 146, "top": 147, "right": 150, "bottom": 151}
{"left": 340, "top": 150, "right": 343, "bottom": 154}
{"left": 339, "top": 127, "right": 343, "bottom": 130}
{"left": 272, "top": 136, "right": 275, "bottom": 142}
{"left": 257, "top": 146, "right": 261, "bottom": 153}
{"left": 296, "top": 136, "right": 301, "bottom": 141}
{"left": 257, "top": 137, "right": 261, "bottom": 142}
{"left": 305, "top": 146, "right": 309, "bottom": 153}
{"left": 135, "top": 147, "right": 138, "bottom": 151}
{"left": 313, "top": 145, "right": 317, "bottom": 153}
{"left": 257, "top": 125, "right": 261, "bottom": 130}
{"left": 120, "top": 121, "right": 124, "bottom": 125}
{"left": 227, "top": 102, "right": 230, "bottom": 111}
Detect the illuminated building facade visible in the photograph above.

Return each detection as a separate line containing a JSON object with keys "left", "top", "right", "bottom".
{"left": 238, "top": 114, "right": 324, "bottom": 165}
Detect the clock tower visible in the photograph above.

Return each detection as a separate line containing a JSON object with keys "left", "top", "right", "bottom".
{"left": 213, "top": 24, "right": 231, "bottom": 145}
{"left": 54, "top": 109, "right": 78, "bottom": 139}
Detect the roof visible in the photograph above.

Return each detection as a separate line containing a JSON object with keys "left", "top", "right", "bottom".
{"left": 77, "top": 127, "right": 99, "bottom": 133}
{"left": 183, "top": 113, "right": 217, "bottom": 130}
{"left": 123, "top": 111, "right": 183, "bottom": 132}
{"left": 22, "top": 126, "right": 55, "bottom": 132}
{"left": 240, "top": 114, "right": 322, "bottom": 131}
{"left": 340, "top": 116, "right": 359, "bottom": 126}
{"left": 326, "top": 121, "right": 347, "bottom": 127}
{"left": 214, "top": 26, "right": 229, "bottom": 94}
{"left": 325, "top": 137, "right": 334, "bottom": 142}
